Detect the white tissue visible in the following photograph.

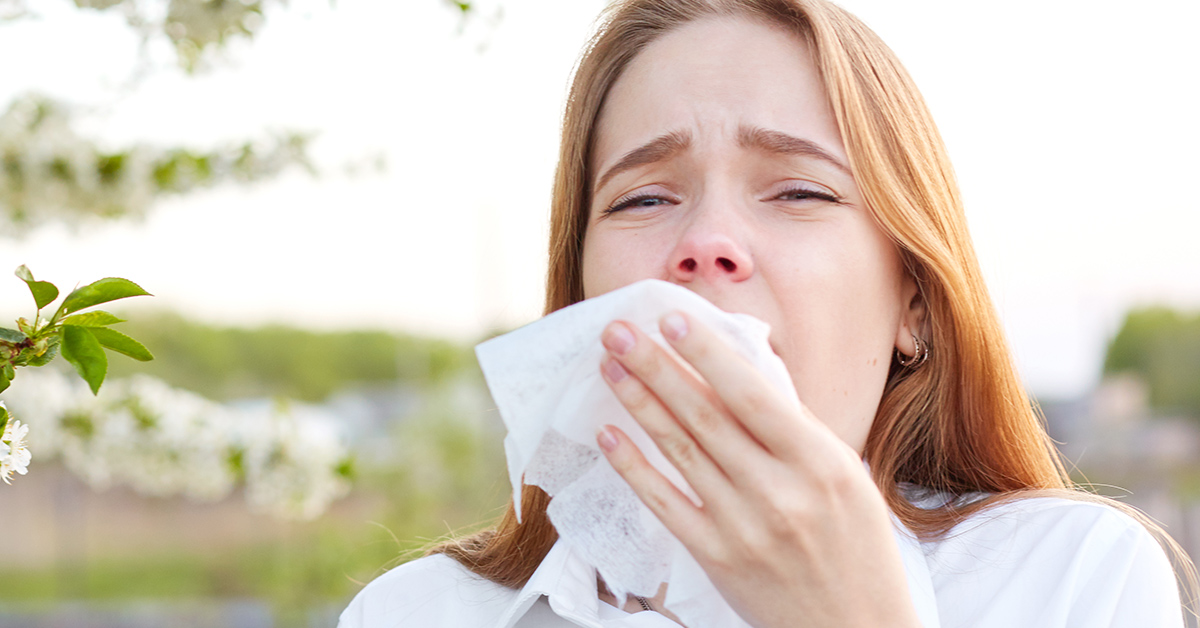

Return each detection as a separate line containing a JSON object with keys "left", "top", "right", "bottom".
{"left": 475, "top": 279, "right": 800, "bottom": 627}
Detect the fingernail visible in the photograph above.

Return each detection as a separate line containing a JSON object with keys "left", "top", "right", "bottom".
{"left": 597, "top": 426, "right": 619, "bottom": 453}
{"left": 661, "top": 312, "right": 688, "bottom": 341}
{"left": 602, "top": 356, "right": 628, "bottom": 382}
{"left": 603, "top": 323, "right": 635, "bottom": 355}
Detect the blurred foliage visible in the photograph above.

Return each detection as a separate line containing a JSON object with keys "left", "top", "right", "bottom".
{"left": 1104, "top": 306, "right": 1200, "bottom": 417}
{"left": 0, "top": 94, "right": 313, "bottom": 232}
{"left": 3, "top": 1, "right": 477, "bottom": 73}
{"left": 103, "top": 311, "right": 479, "bottom": 402}
{"left": 0, "top": 386, "right": 509, "bottom": 627}
{"left": 0, "top": 0, "right": 481, "bottom": 231}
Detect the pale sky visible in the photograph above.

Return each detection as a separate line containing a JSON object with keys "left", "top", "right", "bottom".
{"left": 1, "top": 0, "right": 1197, "bottom": 399}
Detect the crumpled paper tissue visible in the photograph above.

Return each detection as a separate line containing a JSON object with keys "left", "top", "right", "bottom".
{"left": 475, "top": 279, "right": 797, "bottom": 625}
{"left": 475, "top": 278, "right": 940, "bottom": 628}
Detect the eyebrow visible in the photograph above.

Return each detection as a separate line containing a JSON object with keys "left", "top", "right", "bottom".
{"left": 594, "top": 129, "right": 691, "bottom": 195}
{"left": 593, "top": 125, "right": 851, "bottom": 194}
{"left": 737, "top": 126, "right": 851, "bottom": 175}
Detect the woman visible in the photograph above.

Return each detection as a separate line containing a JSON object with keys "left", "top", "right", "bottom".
{"left": 340, "top": 0, "right": 1194, "bottom": 626}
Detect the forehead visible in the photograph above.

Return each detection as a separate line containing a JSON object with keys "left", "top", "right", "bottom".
{"left": 592, "top": 16, "right": 846, "bottom": 179}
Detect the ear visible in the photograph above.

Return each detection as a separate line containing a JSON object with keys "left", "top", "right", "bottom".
{"left": 894, "top": 271, "right": 927, "bottom": 359}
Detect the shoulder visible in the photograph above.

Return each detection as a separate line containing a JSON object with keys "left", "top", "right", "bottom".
{"left": 923, "top": 495, "right": 1183, "bottom": 628}
{"left": 337, "top": 552, "right": 519, "bottom": 628}
{"left": 934, "top": 495, "right": 1166, "bottom": 565}
{"left": 937, "top": 495, "right": 1151, "bottom": 551}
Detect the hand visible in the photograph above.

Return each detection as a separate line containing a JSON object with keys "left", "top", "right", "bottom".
{"left": 595, "top": 311, "right": 921, "bottom": 628}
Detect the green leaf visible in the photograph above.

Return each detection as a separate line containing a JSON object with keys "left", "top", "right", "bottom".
{"left": 96, "top": 152, "right": 126, "bottom": 185}
{"left": 62, "top": 311, "right": 125, "bottom": 327}
{"left": 335, "top": 457, "right": 356, "bottom": 480}
{"left": 27, "top": 335, "right": 60, "bottom": 367}
{"left": 60, "top": 277, "right": 152, "bottom": 317}
{"left": 227, "top": 448, "right": 245, "bottom": 479}
{"left": 87, "top": 327, "right": 153, "bottom": 362}
{"left": 0, "top": 327, "right": 27, "bottom": 344}
{"left": 1, "top": 363, "right": 14, "bottom": 394}
{"left": 61, "top": 325, "right": 107, "bottom": 395}
{"left": 14, "top": 265, "right": 59, "bottom": 310}
{"left": 0, "top": 403, "right": 8, "bottom": 434}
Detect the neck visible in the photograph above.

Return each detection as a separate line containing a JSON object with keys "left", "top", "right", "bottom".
{"left": 596, "top": 577, "right": 684, "bottom": 625}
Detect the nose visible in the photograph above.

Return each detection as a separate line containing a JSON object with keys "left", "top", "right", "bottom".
{"left": 666, "top": 211, "right": 754, "bottom": 284}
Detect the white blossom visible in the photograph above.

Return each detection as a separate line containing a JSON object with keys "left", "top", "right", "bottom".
{"left": 239, "top": 402, "right": 352, "bottom": 521}
{"left": 2, "top": 369, "right": 351, "bottom": 518}
{"left": 0, "top": 417, "right": 32, "bottom": 484}
{"left": 0, "top": 439, "right": 10, "bottom": 478}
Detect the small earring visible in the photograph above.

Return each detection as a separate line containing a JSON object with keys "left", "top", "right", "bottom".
{"left": 897, "top": 334, "right": 929, "bottom": 368}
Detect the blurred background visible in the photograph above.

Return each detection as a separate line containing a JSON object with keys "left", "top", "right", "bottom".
{"left": 0, "top": 0, "right": 1196, "bottom": 626}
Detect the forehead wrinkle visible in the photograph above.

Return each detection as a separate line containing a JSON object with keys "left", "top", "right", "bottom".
{"left": 593, "top": 129, "right": 692, "bottom": 195}
{"left": 737, "top": 124, "right": 851, "bottom": 175}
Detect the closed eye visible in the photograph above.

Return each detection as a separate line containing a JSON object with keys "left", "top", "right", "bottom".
{"left": 775, "top": 185, "right": 843, "bottom": 204}
{"left": 602, "top": 184, "right": 843, "bottom": 216}
{"left": 602, "top": 192, "right": 673, "bottom": 215}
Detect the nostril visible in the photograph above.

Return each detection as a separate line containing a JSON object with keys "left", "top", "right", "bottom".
{"left": 680, "top": 258, "right": 697, "bottom": 272}
{"left": 717, "top": 257, "right": 736, "bottom": 272}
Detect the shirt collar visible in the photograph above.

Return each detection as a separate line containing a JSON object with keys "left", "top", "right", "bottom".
{"left": 494, "top": 485, "right": 941, "bottom": 628}
{"left": 493, "top": 536, "right": 605, "bottom": 628}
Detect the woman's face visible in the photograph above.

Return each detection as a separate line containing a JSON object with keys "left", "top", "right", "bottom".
{"left": 581, "top": 16, "right": 919, "bottom": 453}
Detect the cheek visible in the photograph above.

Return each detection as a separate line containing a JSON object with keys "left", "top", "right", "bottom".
{"left": 768, "top": 224, "right": 901, "bottom": 316}
{"left": 799, "top": 221, "right": 904, "bottom": 321}
{"left": 581, "top": 228, "right": 670, "bottom": 299}
{"left": 768, "top": 220, "right": 905, "bottom": 439}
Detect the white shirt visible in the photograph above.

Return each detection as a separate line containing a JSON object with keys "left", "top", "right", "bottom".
{"left": 337, "top": 496, "right": 1184, "bottom": 628}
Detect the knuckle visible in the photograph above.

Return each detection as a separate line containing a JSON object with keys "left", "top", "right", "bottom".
{"left": 645, "top": 488, "right": 673, "bottom": 517}
{"left": 622, "top": 385, "right": 657, "bottom": 416}
{"left": 812, "top": 458, "right": 857, "bottom": 496}
{"left": 641, "top": 420, "right": 673, "bottom": 443}
{"left": 703, "top": 544, "right": 736, "bottom": 575}
{"left": 740, "top": 389, "right": 775, "bottom": 419}
{"left": 662, "top": 433, "right": 703, "bottom": 469}
{"left": 632, "top": 344, "right": 666, "bottom": 381}
{"left": 760, "top": 505, "right": 791, "bottom": 538}
{"left": 686, "top": 396, "right": 725, "bottom": 441}
{"left": 762, "top": 499, "right": 806, "bottom": 541}
{"left": 733, "top": 526, "right": 774, "bottom": 566}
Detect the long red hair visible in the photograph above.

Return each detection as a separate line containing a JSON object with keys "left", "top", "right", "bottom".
{"left": 426, "top": 0, "right": 1197, "bottom": 612}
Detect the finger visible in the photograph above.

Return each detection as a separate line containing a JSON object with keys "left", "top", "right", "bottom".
{"left": 600, "top": 353, "right": 740, "bottom": 509}
{"left": 596, "top": 423, "right": 716, "bottom": 551}
{"left": 602, "top": 321, "right": 767, "bottom": 486}
{"left": 658, "top": 311, "right": 814, "bottom": 462}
